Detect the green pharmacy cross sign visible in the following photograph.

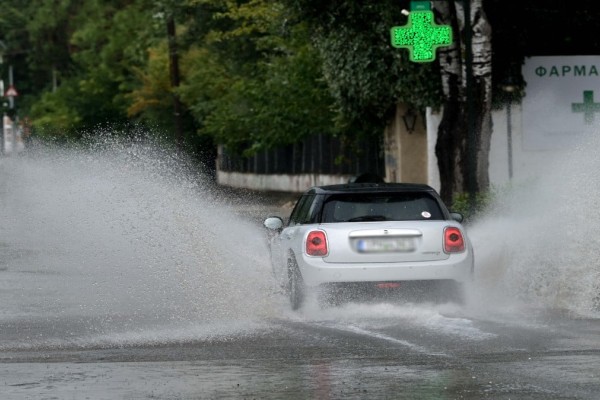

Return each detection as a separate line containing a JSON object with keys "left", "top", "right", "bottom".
{"left": 572, "top": 90, "right": 600, "bottom": 125}
{"left": 390, "top": 1, "right": 453, "bottom": 63}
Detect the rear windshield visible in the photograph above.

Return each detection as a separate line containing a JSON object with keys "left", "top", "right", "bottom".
{"left": 321, "top": 192, "right": 444, "bottom": 223}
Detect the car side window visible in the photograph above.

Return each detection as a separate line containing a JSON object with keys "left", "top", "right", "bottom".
{"left": 288, "top": 195, "right": 315, "bottom": 226}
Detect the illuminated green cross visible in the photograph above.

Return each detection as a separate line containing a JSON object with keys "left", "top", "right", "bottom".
{"left": 390, "top": 10, "right": 452, "bottom": 63}
{"left": 571, "top": 90, "right": 600, "bottom": 125}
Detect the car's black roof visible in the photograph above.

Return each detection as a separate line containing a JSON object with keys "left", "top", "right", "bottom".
{"left": 305, "top": 182, "right": 437, "bottom": 195}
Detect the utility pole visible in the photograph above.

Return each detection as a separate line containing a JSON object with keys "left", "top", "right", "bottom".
{"left": 166, "top": 14, "right": 184, "bottom": 151}
{"left": 7, "top": 65, "right": 14, "bottom": 110}
{"left": 0, "top": 40, "right": 5, "bottom": 155}
{"left": 0, "top": 82, "right": 4, "bottom": 155}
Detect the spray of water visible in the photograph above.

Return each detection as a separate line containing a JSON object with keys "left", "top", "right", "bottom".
{"left": 292, "top": 125, "right": 600, "bottom": 327}
{"left": 0, "top": 132, "right": 285, "bottom": 347}
{"left": 2, "top": 126, "right": 598, "bottom": 350}
{"left": 468, "top": 130, "right": 600, "bottom": 318}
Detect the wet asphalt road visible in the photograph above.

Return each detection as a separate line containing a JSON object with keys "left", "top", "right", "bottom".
{"left": 1, "top": 309, "right": 600, "bottom": 399}
{"left": 1, "top": 185, "right": 600, "bottom": 399}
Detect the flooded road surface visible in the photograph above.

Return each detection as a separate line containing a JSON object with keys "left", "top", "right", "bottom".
{"left": 1, "top": 306, "right": 600, "bottom": 399}
{"left": 1, "top": 138, "right": 599, "bottom": 399}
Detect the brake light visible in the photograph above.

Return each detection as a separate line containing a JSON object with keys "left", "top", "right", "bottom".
{"left": 306, "top": 231, "right": 328, "bottom": 256}
{"left": 376, "top": 282, "right": 401, "bottom": 289}
{"left": 444, "top": 227, "right": 465, "bottom": 253}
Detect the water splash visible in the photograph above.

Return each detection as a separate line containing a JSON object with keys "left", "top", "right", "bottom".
{"left": 0, "top": 133, "right": 283, "bottom": 346}
{"left": 469, "top": 130, "right": 600, "bottom": 318}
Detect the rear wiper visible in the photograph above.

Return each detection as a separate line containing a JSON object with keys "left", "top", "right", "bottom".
{"left": 347, "top": 215, "right": 387, "bottom": 222}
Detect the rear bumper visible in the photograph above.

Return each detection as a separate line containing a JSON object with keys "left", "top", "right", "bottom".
{"left": 298, "top": 251, "right": 473, "bottom": 287}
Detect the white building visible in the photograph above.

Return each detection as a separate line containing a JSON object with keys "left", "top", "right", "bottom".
{"left": 387, "top": 56, "right": 600, "bottom": 192}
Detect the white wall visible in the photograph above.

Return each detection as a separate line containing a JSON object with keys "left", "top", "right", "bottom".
{"left": 425, "top": 104, "right": 562, "bottom": 192}
{"left": 216, "top": 100, "right": 569, "bottom": 194}
{"left": 216, "top": 171, "right": 353, "bottom": 193}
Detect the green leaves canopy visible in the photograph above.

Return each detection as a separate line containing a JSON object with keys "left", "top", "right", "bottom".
{"left": 0, "top": 0, "right": 441, "bottom": 154}
{"left": 7, "top": 0, "right": 600, "bottom": 154}
{"left": 179, "top": 1, "right": 334, "bottom": 154}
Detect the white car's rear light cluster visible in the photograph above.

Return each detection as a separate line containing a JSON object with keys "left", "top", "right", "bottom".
{"left": 306, "top": 230, "right": 328, "bottom": 256}
{"left": 444, "top": 227, "right": 465, "bottom": 253}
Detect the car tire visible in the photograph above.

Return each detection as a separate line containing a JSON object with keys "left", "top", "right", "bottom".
{"left": 288, "top": 256, "right": 305, "bottom": 310}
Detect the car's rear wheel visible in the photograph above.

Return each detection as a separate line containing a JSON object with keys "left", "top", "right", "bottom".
{"left": 288, "top": 257, "right": 305, "bottom": 310}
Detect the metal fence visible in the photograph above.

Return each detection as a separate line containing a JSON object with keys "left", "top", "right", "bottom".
{"left": 218, "top": 134, "right": 384, "bottom": 176}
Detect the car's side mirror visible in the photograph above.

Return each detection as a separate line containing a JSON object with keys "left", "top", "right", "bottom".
{"left": 449, "top": 212, "right": 464, "bottom": 223}
{"left": 264, "top": 216, "right": 284, "bottom": 231}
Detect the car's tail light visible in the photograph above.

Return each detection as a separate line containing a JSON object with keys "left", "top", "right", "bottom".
{"left": 444, "top": 227, "right": 465, "bottom": 253}
{"left": 376, "top": 282, "right": 401, "bottom": 289}
{"left": 306, "top": 231, "right": 328, "bottom": 256}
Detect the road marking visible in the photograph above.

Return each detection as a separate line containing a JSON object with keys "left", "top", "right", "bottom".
{"left": 319, "top": 322, "right": 449, "bottom": 357}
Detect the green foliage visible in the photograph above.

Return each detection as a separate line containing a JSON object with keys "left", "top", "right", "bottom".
{"left": 29, "top": 81, "right": 82, "bottom": 137}
{"left": 0, "top": 0, "right": 339, "bottom": 156}
{"left": 22, "top": 0, "right": 77, "bottom": 86}
{"left": 450, "top": 190, "right": 494, "bottom": 223}
{"left": 178, "top": 0, "right": 337, "bottom": 155}
{"left": 283, "top": 0, "right": 443, "bottom": 138}
{"left": 127, "top": 45, "right": 174, "bottom": 131}
{"left": 0, "top": 0, "right": 459, "bottom": 150}
{"left": 4, "top": 0, "right": 436, "bottom": 155}
{"left": 8, "top": 0, "right": 600, "bottom": 200}
{"left": 0, "top": 0, "right": 158, "bottom": 135}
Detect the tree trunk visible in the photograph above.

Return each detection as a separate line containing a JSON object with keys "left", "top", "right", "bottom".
{"left": 432, "top": 0, "right": 492, "bottom": 205}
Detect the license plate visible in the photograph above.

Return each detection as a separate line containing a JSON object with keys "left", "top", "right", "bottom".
{"left": 354, "top": 237, "right": 415, "bottom": 253}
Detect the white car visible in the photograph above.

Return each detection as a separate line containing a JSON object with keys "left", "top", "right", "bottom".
{"left": 264, "top": 183, "right": 474, "bottom": 309}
